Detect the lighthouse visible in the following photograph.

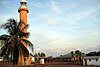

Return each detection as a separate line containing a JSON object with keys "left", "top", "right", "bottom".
{"left": 18, "top": 0, "right": 30, "bottom": 65}
{"left": 18, "top": 0, "right": 28, "bottom": 33}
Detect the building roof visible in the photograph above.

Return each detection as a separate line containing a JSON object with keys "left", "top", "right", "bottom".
{"left": 83, "top": 56, "right": 100, "bottom": 60}
{"left": 30, "top": 53, "right": 34, "bottom": 57}
{"left": 61, "top": 53, "right": 72, "bottom": 58}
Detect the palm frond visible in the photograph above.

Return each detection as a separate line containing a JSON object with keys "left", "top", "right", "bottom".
{"left": 20, "top": 24, "right": 29, "bottom": 32}
{"left": 18, "top": 41, "right": 29, "bottom": 58}
{"left": 18, "top": 32, "right": 30, "bottom": 38}
{"left": 0, "top": 34, "right": 10, "bottom": 40}
{"left": 22, "top": 39, "right": 34, "bottom": 52}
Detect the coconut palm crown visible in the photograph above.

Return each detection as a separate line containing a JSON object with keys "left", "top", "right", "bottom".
{"left": 0, "top": 18, "right": 33, "bottom": 64}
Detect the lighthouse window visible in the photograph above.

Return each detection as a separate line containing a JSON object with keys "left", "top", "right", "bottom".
{"left": 22, "top": 3, "right": 25, "bottom": 6}
{"left": 96, "top": 59, "right": 98, "bottom": 61}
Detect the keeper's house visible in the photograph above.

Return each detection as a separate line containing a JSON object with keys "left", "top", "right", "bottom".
{"left": 83, "top": 56, "right": 100, "bottom": 66}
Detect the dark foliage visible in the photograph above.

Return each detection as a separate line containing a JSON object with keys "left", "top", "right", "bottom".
{"left": 86, "top": 51, "right": 100, "bottom": 56}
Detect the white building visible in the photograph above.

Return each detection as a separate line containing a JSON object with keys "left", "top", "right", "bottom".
{"left": 40, "top": 58, "right": 44, "bottom": 64}
{"left": 83, "top": 56, "right": 100, "bottom": 66}
{"left": 30, "top": 53, "right": 35, "bottom": 63}
{"left": 0, "top": 57, "right": 3, "bottom": 61}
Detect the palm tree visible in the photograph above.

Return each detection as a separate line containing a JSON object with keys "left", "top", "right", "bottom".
{"left": 71, "top": 51, "right": 75, "bottom": 61}
{"left": 75, "top": 50, "right": 82, "bottom": 61}
{"left": 0, "top": 18, "right": 33, "bottom": 65}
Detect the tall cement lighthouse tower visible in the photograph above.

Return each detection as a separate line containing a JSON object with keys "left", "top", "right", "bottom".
{"left": 18, "top": 0, "right": 28, "bottom": 32}
{"left": 18, "top": 0, "right": 30, "bottom": 65}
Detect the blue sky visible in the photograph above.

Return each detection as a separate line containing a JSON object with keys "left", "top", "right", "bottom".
{"left": 0, "top": 0, "right": 100, "bottom": 57}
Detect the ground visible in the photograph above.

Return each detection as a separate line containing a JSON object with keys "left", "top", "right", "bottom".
{"left": 0, "top": 61, "right": 97, "bottom": 67}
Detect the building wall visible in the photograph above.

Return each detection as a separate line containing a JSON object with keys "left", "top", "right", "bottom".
{"left": 83, "top": 58, "right": 100, "bottom": 66}
{"left": 31, "top": 57, "right": 35, "bottom": 63}
{"left": 83, "top": 60, "right": 86, "bottom": 65}
{"left": 0, "top": 58, "right": 3, "bottom": 61}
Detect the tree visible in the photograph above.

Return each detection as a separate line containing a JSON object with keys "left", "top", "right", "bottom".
{"left": 34, "top": 52, "right": 46, "bottom": 57}
{"left": 86, "top": 51, "right": 100, "bottom": 56}
{"left": 40, "top": 52, "right": 46, "bottom": 57}
{"left": 97, "top": 51, "right": 100, "bottom": 56}
{"left": 0, "top": 18, "right": 33, "bottom": 65}
{"left": 71, "top": 51, "right": 74, "bottom": 57}
{"left": 34, "top": 53, "right": 38, "bottom": 57}
{"left": 75, "top": 50, "right": 81, "bottom": 55}
{"left": 38, "top": 53, "right": 41, "bottom": 57}
{"left": 75, "top": 50, "right": 82, "bottom": 61}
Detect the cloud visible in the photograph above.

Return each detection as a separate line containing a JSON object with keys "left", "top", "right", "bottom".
{"left": 75, "top": 5, "right": 100, "bottom": 21}
{"left": 39, "top": 14, "right": 59, "bottom": 24}
{"left": 34, "top": 44, "right": 100, "bottom": 57}
{"left": 37, "top": 13, "right": 75, "bottom": 26}
{"left": 49, "top": 1, "right": 60, "bottom": 15}
{"left": 0, "top": 16, "right": 7, "bottom": 25}
{"left": 34, "top": 45, "right": 100, "bottom": 57}
{"left": 48, "top": 48, "right": 68, "bottom": 53}
{"left": 34, "top": 48, "right": 69, "bottom": 57}
{"left": 27, "top": 0, "right": 100, "bottom": 57}
{"left": 81, "top": 45, "right": 100, "bottom": 54}
{"left": 29, "top": 2, "right": 42, "bottom": 8}
{"left": 35, "top": 48, "right": 43, "bottom": 53}
{"left": 0, "top": 15, "right": 18, "bottom": 25}
{"left": 30, "top": 27, "right": 100, "bottom": 56}
{"left": 0, "top": 0, "right": 10, "bottom": 7}
{"left": 32, "top": 3, "right": 100, "bottom": 27}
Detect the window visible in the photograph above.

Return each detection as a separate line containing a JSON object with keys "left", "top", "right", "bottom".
{"left": 96, "top": 59, "right": 98, "bottom": 61}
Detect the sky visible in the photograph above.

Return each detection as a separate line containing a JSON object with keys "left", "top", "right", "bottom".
{"left": 0, "top": 0, "right": 100, "bottom": 57}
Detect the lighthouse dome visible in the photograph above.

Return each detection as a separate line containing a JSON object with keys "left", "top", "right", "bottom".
{"left": 18, "top": 6, "right": 29, "bottom": 13}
